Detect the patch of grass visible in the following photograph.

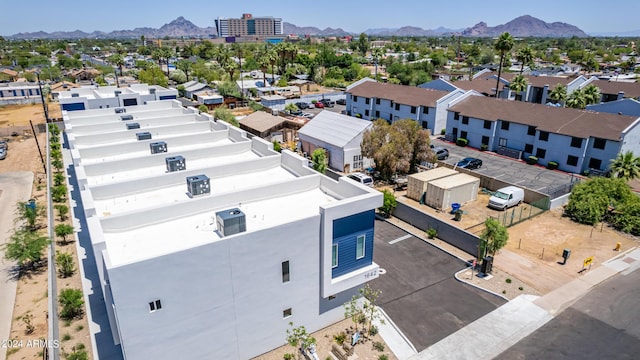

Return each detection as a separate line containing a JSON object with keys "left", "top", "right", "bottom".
{"left": 75, "top": 324, "right": 84, "bottom": 332}
{"left": 74, "top": 343, "right": 85, "bottom": 350}
{"left": 6, "top": 348, "right": 20, "bottom": 356}
{"left": 505, "top": 278, "right": 512, "bottom": 284}
{"left": 373, "top": 341, "right": 385, "bottom": 352}
{"left": 502, "top": 290, "right": 507, "bottom": 294}
{"left": 63, "top": 319, "right": 72, "bottom": 327}
{"left": 62, "top": 333, "right": 72, "bottom": 341}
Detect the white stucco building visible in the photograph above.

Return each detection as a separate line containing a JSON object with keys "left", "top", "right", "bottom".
{"left": 59, "top": 84, "right": 178, "bottom": 111}
{"left": 63, "top": 100, "right": 382, "bottom": 359}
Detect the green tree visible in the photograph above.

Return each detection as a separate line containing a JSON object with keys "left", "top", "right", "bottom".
{"left": 138, "top": 65, "right": 168, "bottom": 87}
{"left": 343, "top": 294, "right": 365, "bottom": 332}
{"left": 52, "top": 158, "right": 64, "bottom": 172}
{"left": 609, "top": 195, "right": 640, "bottom": 235}
{"left": 59, "top": 288, "right": 84, "bottom": 320}
{"left": 286, "top": 322, "right": 316, "bottom": 360}
{"left": 609, "top": 151, "right": 640, "bottom": 180}
{"left": 361, "top": 119, "right": 431, "bottom": 180}
{"left": 55, "top": 223, "right": 74, "bottom": 244}
{"left": 213, "top": 106, "right": 239, "bottom": 126}
{"left": 378, "top": 189, "right": 397, "bottom": 218}
{"left": 360, "top": 284, "right": 384, "bottom": 336}
{"left": 509, "top": 74, "right": 528, "bottom": 101}
{"left": 565, "top": 177, "right": 633, "bottom": 225}
{"left": 53, "top": 172, "right": 65, "bottom": 186}
{"left": 493, "top": 32, "right": 515, "bottom": 98}
{"left": 175, "top": 59, "right": 193, "bottom": 81}
{"left": 311, "top": 148, "right": 328, "bottom": 174}
{"left": 479, "top": 218, "right": 509, "bottom": 259}
{"left": 548, "top": 84, "right": 567, "bottom": 105}
{"left": 51, "top": 184, "right": 67, "bottom": 203}
{"left": 582, "top": 84, "right": 601, "bottom": 105}
{"left": 371, "top": 47, "right": 385, "bottom": 80}
{"left": 15, "top": 200, "right": 45, "bottom": 231}
{"left": 516, "top": 46, "right": 535, "bottom": 75}
{"left": 2, "top": 230, "right": 50, "bottom": 271}
{"left": 272, "top": 140, "right": 282, "bottom": 153}
{"left": 54, "top": 204, "right": 69, "bottom": 222}
{"left": 284, "top": 102, "right": 298, "bottom": 113}
{"left": 108, "top": 53, "right": 124, "bottom": 76}
{"left": 56, "top": 251, "right": 75, "bottom": 278}
{"left": 357, "top": 33, "right": 370, "bottom": 55}
{"left": 216, "top": 81, "right": 241, "bottom": 98}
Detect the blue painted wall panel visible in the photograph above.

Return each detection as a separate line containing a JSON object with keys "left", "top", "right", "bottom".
{"left": 159, "top": 95, "right": 176, "bottom": 100}
{"left": 332, "top": 210, "right": 375, "bottom": 278}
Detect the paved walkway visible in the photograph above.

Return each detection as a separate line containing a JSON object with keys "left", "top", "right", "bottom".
{"left": 0, "top": 171, "right": 34, "bottom": 360}
{"left": 407, "top": 247, "right": 640, "bottom": 360}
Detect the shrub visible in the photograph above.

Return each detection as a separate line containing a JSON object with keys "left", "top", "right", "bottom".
{"left": 372, "top": 341, "right": 385, "bottom": 352}
{"left": 378, "top": 355, "right": 389, "bottom": 360}
{"left": 527, "top": 156, "right": 538, "bottom": 165}
{"left": 333, "top": 332, "right": 346, "bottom": 345}
{"left": 505, "top": 278, "right": 512, "bottom": 284}
{"left": 426, "top": 227, "right": 437, "bottom": 239}
{"left": 456, "top": 138, "right": 468, "bottom": 147}
{"left": 378, "top": 189, "right": 397, "bottom": 218}
{"left": 62, "top": 333, "right": 72, "bottom": 341}
{"left": 59, "top": 288, "right": 84, "bottom": 320}
{"left": 369, "top": 325, "right": 378, "bottom": 336}
{"left": 440, "top": 128, "right": 446, "bottom": 135}
{"left": 547, "top": 161, "right": 559, "bottom": 170}
{"left": 481, "top": 143, "right": 488, "bottom": 151}
{"left": 56, "top": 252, "right": 75, "bottom": 278}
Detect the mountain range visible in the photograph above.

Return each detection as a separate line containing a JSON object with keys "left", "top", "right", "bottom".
{"left": 7, "top": 15, "right": 593, "bottom": 39}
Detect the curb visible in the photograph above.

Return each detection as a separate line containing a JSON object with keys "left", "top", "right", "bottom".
{"left": 453, "top": 267, "right": 510, "bottom": 302}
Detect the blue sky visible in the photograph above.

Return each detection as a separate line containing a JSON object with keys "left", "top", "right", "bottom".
{"left": 2, "top": 0, "right": 639, "bottom": 36}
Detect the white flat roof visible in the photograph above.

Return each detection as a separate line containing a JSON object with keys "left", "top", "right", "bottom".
{"left": 104, "top": 188, "right": 337, "bottom": 266}
{"left": 94, "top": 165, "right": 296, "bottom": 216}
{"left": 87, "top": 150, "right": 260, "bottom": 186}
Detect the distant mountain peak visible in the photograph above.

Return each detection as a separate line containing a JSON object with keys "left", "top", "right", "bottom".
{"left": 463, "top": 15, "right": 587, "bottom": 37}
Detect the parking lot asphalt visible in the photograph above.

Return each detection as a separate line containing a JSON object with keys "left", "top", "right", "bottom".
{"left": 370, "top": 220, "right": 506, "bottom": 351}
{"left": 431, "top": 138, "right": 579, "bottom": 195}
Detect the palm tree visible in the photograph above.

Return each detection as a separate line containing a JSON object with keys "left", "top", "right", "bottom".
{"left": 548, "top": 84, "right": 567, "bottom": 106}
{"left": 566, "top": 88, "right": 587, "bottom": 109}
{"left": 609, "top": 151, "right": 640, "bottom": 180}
{"left": 493, "top": 32, "right": 515, "bottom": 99}
{"left": 255, "top": 47, "right": 277, "bottom": 87}
{"left": 371, "top": 47, "right": 385, "bottom": 81}
{"left": 516, "top": 46, "right": 534, "bottom": 75}
{"left": 176, "top": 60, "right": 192, "bottom": 81}
{"left": 582, "top": 84, "right": 601, "bottom": 106}
{"left": 109, "top": 54, "right": 125, "bottom": 76}
{"left": 509, "top": 74, "right": 528, "bottom": 101}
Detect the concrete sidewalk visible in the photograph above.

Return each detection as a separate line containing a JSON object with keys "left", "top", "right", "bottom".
{"left": 407, "top": 247, "right": 640, "bottom": 360}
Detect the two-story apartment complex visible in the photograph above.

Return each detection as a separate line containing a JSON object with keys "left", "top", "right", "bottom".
{"left": 59, "top": 84, "right": 177, "bottom": 111}
{"left": 446, "top": 95, "right": 640, "bottom": 173}
{"left": 346, "top": 79, "right": 465, "bottom": 135}
{"left": 63, "top": 100, "right": 382, "bottom": 360}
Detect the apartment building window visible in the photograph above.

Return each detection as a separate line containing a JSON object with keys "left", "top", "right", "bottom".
{"left": 390, "top": 101, "right": 394, "bottom": 108}
{"left": 593, "top": 138, "right": 606, "bottom": 150}
{"left": 453, "top": 112, "right": 459, "bottom": 120}
{"left": 567, "top": 155, "right": 578, "bottom": 166}
{"left": 365, "top": 109, "right": 370, "bottom": 117}
{"left": 484, "top": 120, "right": 491, "bottom": 129}
{"left": 283, "top": 308, "right": 292, "bottom": 318}
{"left": 395, "top": 103, "right": 400, "bottom": 111}
{"left": 422, "top": 121, "right": 429, "bottom": 129}
{"left": 452, "top": 127, "right": 458, "bottom": 137}
{"left": 356, "top": 235, "right": 366, "bottom": 259}
{"left": 536, "top": 148, "right": 547, "bottom": 159}
{"left": 481, "top": 136, "right": 490, "bottom": 146}
{"left": 332, "top": 244, "right": 338, "bottom": 268}
{"left": 422, "top": 106, "right": 429, "bottom": 114}
{"left": 411, "top": 106, "right": 416, "bottom": 114}
{"left": 570, "top": 137, "right": 583, "bottom": 148}
{"left": 148, "top": 299, "right": 162, "bottom": 312}
{"left": 462, "top": 116, "right": 469, "bottom": 125}
{"left": 353, "top": 155, "right": 363, "bottom": 169}
{"left": 527, "top": 126, "right": 536, "bottom": 136}
{"left": 460, "top": 131, "right": 468, "bottom": 139}
{"left": 539, "top": 131, "right": 549, "bottom": 141}
{"left": 282, "top": 261, "right": 290, "bottom": 283}
{"left": 353, "top": 96, "right": 358, "bottom": 102}
{"left": 501, "top": 121, "right": 510, "bottom": 130}
{"left": 375, "top": 110, "right": 380, "bottom": 118}
{"left": 589, "top": 158, "right": 602, "bottom": 169}
{"left": 376, "top": 98, "right": 380, "bottom": 105}
{"left": 365, "top": 98, "right": 370, "bottom": 105}
{"left": 498, "top": 138, "right": 508, "bottom": 147}
{"left": 524, "top": 144, "right": 534, "bottom": 153}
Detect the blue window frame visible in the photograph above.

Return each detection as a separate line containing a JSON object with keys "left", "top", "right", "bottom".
{"left": 356, "top": 235, "right": 365, "bottom": 259}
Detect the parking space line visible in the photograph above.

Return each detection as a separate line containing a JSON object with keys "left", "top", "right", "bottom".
{"left": 535, "top": 186, "right": 548, "bottom": 191}
{"left": 514, "top": 179, "right": 526, "bottom": 184}
{"left": 493, "top": 173, "right": 506, "bottom": 178}
{"left": 389, "top": 234, "right": 412, "bottom": 245}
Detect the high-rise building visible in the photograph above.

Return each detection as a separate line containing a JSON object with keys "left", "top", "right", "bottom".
{"left": 215, "top": 13, "right": 283, "bottom": 37}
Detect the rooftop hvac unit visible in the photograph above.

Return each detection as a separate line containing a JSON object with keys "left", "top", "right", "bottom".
{"left": 149, "top": 88, "right": 156, "bottom": 94}
{"left": 186, "top": 175, "right": 210, "bottom": 197}
{"left": 126, "top": 122, "right": 140, "bottom": 130}
{"left": 149, "top": 141, "right": 167, "bottom": 154}
{"left": 165, "top": 155, "right": 186, "bottom": 172}
{"left": 216, "top": 208, "right": 246, "bottom": 236}
{"left": 136, "top": 132, "right": 152, "bottom": 141}
{"left": 71, "top": 93, "right": 79, "bottom": 97}
{"left": 120, "top": 114, "right": 133, "bottom": 121}
{"left": 114, "top": 90, "right": 122, "bottom": 96}
{"left": 114, "top": 107, "right": 126, "bottom": 114}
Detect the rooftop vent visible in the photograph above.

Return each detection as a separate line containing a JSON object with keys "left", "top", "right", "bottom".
{"left": 149, "top": 141, "right": 167, "bottom": 154}
{"left": 216, "top": 208, "right": 246, "bottom": 236}
{"left": 186, "top": 175, "right": 210, "bottom": 197}
{"left": 71, "top": 93, "right": 79, "bottom": 98}
{"left": 126, "top": 122, "right": 140, "bottom": 130}
{"left": 165, "top": 155, "right": 186, "bottom": 172}
{"left": 120, "top": 114, "right": 133, "bottom": 121}
{"left": 114, "top": 107, "right": 126, "bottom": 114}
{"left": 149, "top": 88, "right": 156, "bottom": 94}
{"left": 114, "top": 90, "right": 122, "bottom": 96}
{"left": 136, "top": 132, "right": 152, "bottom": 141}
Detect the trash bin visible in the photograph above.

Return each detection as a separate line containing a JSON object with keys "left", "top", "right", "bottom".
{"left": 481, "top": 256, "right": 493, "bottom": 274}
{"left": 451, "top": 203, "right": 461, "bottom": 214}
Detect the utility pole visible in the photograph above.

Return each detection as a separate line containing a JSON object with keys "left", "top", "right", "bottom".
{"left": 36, "top": 72, "right": 49, "bottom": 122}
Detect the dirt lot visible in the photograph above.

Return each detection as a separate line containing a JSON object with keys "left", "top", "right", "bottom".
{"left": 1, "top": 103, "right": 92, "bottom": 359}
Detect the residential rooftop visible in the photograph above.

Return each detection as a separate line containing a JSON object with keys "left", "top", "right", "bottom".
{"left": 348, "top": 81, "right": 450, "bottom": 107}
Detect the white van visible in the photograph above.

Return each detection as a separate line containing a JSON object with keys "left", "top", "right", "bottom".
{"left": 488, "top": 186, "right": 524, "bottom": 210}
{"left": 347, "top": 172, "right": 374, "bottom": 187}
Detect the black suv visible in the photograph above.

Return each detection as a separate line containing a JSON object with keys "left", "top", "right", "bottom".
{"left": 295, "top": 102, "right": 310, "bottom": 110}
{"left": 336, "top": 98, "right": 347, "bottom": 105}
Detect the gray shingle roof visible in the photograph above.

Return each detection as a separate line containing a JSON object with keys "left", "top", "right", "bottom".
{"left": 298, "top": 111, "right": 372, "bottom": 148}
{"left": 348, "top": 81, "right": 450, "bottom": 107}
